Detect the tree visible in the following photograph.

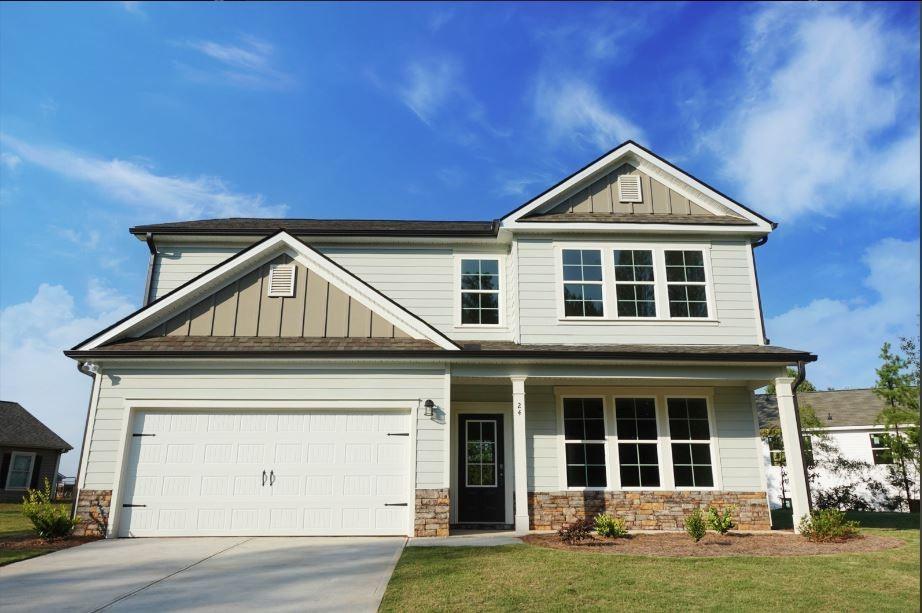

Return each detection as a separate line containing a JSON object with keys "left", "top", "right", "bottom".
{"left": 873, "top": 338, "right": 921, "bottom": 512}
{"left": 764, "top": 367, "right": 817, "bottom": 395}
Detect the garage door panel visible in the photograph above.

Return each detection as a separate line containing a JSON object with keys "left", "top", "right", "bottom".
{"left": 120, "top": 410, "right": 411, "bottom": 537}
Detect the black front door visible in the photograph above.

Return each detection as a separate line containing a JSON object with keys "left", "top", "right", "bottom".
{"left": 458, "top": 414, "right": 505, "bottom": 524}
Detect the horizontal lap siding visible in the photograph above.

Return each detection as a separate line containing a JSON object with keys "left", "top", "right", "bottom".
{"left": 85, "top": 367, "right": 447, "bottom": 490}
{"left": 713, "top": 387, "right": 762, "bottom": 491}
{"left": 517, "top": 238, "right": 761, "bottom": 344}
{"left": 151, "top": 245, "right": 241, "bottom": 299}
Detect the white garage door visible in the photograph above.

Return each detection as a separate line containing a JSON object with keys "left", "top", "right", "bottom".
{"left": 118, "top": 410, "right": 412, "bottom": 537}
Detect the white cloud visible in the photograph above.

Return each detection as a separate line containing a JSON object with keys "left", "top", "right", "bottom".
{"left": 534, "top": 77, "right": 645, "bottom": 150}
{"left": 1, "top": 152, "right": 21, "bottom": 171}
{"left": 121, "top": 1, "right": 145, "bottom": 16}
{"left": 767, "top": 238, "right": 920, "bottom": 389}
{"left": 714, "top": 4, "right": 920, "bottom": 221}
{"left": 397, "top": 58, "right": 462, "bottom": 127}
{"left": 179, "top": 35, "right": 293, "bottom": 90}
{"left": 0, "top": 133, "right": 288, "bottom": 220}
{"left": 0, "top": 282, "right": 135, "bottom": 476}
{"left": 54, "top": 227, "right": 101, "bottom": 250}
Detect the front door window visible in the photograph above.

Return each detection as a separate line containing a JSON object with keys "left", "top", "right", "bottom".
{"left": 466, "top": 420, "right": 497, "bottom": 487}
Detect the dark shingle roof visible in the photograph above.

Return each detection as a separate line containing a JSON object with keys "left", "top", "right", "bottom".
{"left": 755, "top": 389, "right": 889, "bottom": 429}
{"left": 0, "top": 401, "right": 72, "bottom": 451}
{"left": 519, "top": 212, "right": 755, "bottom": 226}
{"left": 67, "top": 338, "right": 815, "bottom": 363}
{"left": 130, "top": 218, "right": 499, "bottom": 237}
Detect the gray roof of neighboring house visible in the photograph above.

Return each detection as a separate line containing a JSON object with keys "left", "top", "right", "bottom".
{"left": 129, "top": 218, "right": 500, "bottom": 237}
{"left": 755, "top": 389, "right": 889, "bottom": 429}
{"left": 0, "top": 401, "right": 72, "bottom": 451}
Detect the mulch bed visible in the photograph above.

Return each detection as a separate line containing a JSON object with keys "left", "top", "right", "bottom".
{"left": 522, "top": 532, "right": 904, "bottom": 557}
{"left": 0, "top": 534, "right": 100, "bottom": 553}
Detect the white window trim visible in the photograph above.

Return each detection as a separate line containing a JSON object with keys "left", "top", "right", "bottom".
{"left": 869, "top": 433, "right": 894, "bottom": 465}
{"left": 553, "top": 387, "right": 724, "bottom": 492}
{"left": 612, "top": 248, "right": 658, "bottom": 319}
{"left": 453, "top": 253, "right": 506, "bottom": 328}
{"left": 6, "top": 451, "right": 36, "bottom": 491}
{"left": 556, "top": 394, "right": 612, "bottom": 491}
{"left": 464, "top": 418, "right": 500, "bottom": 488}
{"left": 554, "top": 242, "right": 718, "bottom": 323}
{"left": 611, "top": 395, "right": 665, "bottom": 490}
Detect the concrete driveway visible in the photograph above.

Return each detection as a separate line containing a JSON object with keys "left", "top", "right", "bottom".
{"left": 0, "top": 536, "right": 406, "bottom": 612}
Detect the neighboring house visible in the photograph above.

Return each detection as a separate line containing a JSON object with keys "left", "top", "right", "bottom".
{"left": 0, "top": 401, "right": 73, "bottom": 502}
{"left": 65, "top": 141, "right": 818, "bottom": 538}
{"left": 756, "top": 389, "right": 917, "bottom": 510}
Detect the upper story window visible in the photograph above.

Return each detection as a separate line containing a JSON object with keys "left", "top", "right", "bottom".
{"left": 460, "top": 258, "right": 500, "bottom": 325}
{"left": 664, "top": 250, "right": 709, "bottom": 318}
{"left": 562, "top": 249, "right": 604, "bottom": 317}
{"left": 667, "top": 398, "right": 714, "bottom": 487}
{"left": 613, "top": 250, "right": 656, "bottom": 318}
{"left": 615, "top": 397, "right": 661, "bottom": 487}
{"left": 563, "top": 397, "right": 607, "bottom": 487}
{"left": 870, "top": 433, "right": 894, "bottom": 464}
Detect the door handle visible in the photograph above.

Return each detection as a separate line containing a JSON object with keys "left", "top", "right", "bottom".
{"left": 262, "top": 470, "right": 267, "bottom": 487}
{"left": 270, "top": 470, "right": 275, "bottom": 486}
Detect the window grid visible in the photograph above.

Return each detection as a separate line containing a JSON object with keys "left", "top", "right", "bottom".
{"left": 465, "top": 420, "right": 498, "bottom": 487}
{"left": 562, "top": 249, "right": 604, "bottom": 318}
{"left": 613, "top": 250, "right": 656, "bottom": 318}
{"left": 664, "top": 250, "right": 709, "bottom": 318}
{"left": 460, "top": 259, "right": 500, "bottom": 325}
{"left": 870, "top": 433, "right": 894, "bottom": 465}
{"left": 667, "top": 398, "right": 714, "bottom": 487}
{"left": 563, "top": 397, "right": 607, "bottom": 488}
{"left": 614, "top": 397, "right": 661, "bottom": 488}
{"left": 6, "top": 452, "right": 34, "bottom": 490}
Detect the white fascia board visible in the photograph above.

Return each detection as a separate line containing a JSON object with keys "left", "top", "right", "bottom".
{"left": 502, "top": 222, "right": 767, "bottom": 236}
{"left": 75, "top": 232, "right": 459, "bottom": 352}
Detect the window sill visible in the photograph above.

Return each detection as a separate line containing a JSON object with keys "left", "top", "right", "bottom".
{"left": 454, "top": 324, "right": 507, "bottom": 330}
{"left": 557, "top": 318, "right": 720, "bottom": 326}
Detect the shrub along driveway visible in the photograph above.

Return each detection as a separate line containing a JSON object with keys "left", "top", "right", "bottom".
{"left": 0, "top": 502, "right": 92, "bottom": 566}
{"left": 380, "top": 512, "right": 920, "bottom": 612}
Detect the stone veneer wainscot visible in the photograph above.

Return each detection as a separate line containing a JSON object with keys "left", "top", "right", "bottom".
{"left": 414, "top": 488, "right": 450, "bottom": 537}
{"left": 73, "top": 489, "right": 112, "bottom": 537}
{"left": 528, "top": 490, "right": 771, "bottom": 531}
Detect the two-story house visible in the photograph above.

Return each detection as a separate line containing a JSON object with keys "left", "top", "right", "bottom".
{"left": 65, "top": 141, "right": 816, "bottom": 538}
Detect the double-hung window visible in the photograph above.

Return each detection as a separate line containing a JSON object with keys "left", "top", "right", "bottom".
{"left": 870, "top": 433, "right": 894, "bottom": 465}
{"left": 615, "top": 398, "right": 660, "bottom": 487}
{"left": 664, "top": 250, "right": 709, "bottom": 318}
{"left": 563, "top": 398, "right": 607, "bottom": 487}
{"left": 562, "top": 249, "right": 604, "bottom": 317}
{"left": 460, "top": 258, "right": 500, "bottom": 325}
{"left": 768, "top": 433, "right": 814, "bottom": 467}
{"left": 613, "top": 250, "right": 656, "bottom": 317}
{"left": 667, "top": 398, "right": 714, "bottom": 487}
{"left": 6, "top": 452, "right": 35, "bottom": 490}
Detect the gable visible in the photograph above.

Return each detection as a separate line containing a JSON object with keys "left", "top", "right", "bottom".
{"left": 71, "top": 231, "right": 460, "bottom": 352}
{"left": 144, "top": 254, "right": 413, "bottom": 340}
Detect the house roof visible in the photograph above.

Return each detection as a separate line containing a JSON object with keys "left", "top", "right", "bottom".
{"left": 755, "top": 389, "right": 889, "bottom": 429}
{"left": 66, "top": 337, "right": 816, "bottom": 364}
{"left": 0, "top": 401, "right": 72, "bottom": 451}
{"left": 130, "top": 218, "right": 499, "bottom": 238}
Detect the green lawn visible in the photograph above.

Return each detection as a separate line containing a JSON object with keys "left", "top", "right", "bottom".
{"left": 381, "top": 512, "right": 920, "bottom": 612}
{"left": 0, "top": 502, "right": 70, "bottom": 566}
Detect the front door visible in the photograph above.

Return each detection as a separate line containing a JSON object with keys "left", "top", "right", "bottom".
{"left": 458, "top": 414, "right": 505, "bottom": 524}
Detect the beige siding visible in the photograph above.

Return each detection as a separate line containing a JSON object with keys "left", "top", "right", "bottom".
{"left": 83, "top": 366, "right": 448, "bottom": 491}
{"left": 151, "top": 245, "right": 241, "bottom": 299}
{"left": 714, "top": 387, "right": 763, "bottom": 491}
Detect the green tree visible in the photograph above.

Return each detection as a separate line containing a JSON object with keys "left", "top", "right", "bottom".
{"left": 873, "top": 338, "right": 921, "bottom": 511}
{"left": 764, "top": 367, "right": 817, "bottom": 395}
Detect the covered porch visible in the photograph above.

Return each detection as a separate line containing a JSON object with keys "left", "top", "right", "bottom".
{"left": 443, "top": 361, "right": 812, "bottom": 535}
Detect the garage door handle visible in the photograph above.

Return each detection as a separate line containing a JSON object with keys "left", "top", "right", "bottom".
{"left": 384, "top": 503, "right": 407, "bottom": 507}
{"left": 269, "top": 470, "right": 275, "bottom": 486}
{"left": 262, "top": 470, "right": 267, "bottom": 487}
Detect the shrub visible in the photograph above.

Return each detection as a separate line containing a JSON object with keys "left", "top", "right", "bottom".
{"left": 21, "top": 479, "right": 80, "bottom": 540}
{"left": 707, "top": 505, "right": 736, "bottom": 535}
{"left": 557, "top": 518, "right": 594, "bottom": 544}
{"left": 798, "top": 509, "right": 861, "bottom": 542}
{"left": 684, "top": 508, "right": 707, "bottom": 542}
{"left": 594, "top": 513, "right": 628, "bottom": 538}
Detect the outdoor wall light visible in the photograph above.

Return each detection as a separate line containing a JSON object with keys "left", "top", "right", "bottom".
{"left": 424, "top": 399, "right": 435, "bottom": 417}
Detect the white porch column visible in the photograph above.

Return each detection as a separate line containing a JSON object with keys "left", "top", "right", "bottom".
{"left": 775, "top": 376, "right": 811, "bottom": 532}
{"left": 511, "top": 376, "right": 529, "bottom": 534}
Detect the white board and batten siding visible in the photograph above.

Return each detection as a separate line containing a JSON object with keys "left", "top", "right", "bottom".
{"left": 83, "top": 366, "right": 448, "bottom": 535}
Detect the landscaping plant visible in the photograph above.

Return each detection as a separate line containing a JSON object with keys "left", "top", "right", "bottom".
{"left": 594, "top": 513, "right": 627, "bottom": 537}
{"left": 798, "top": 509, "right": 861, "bottom": 542}
{"left": 557, "top": 518, "right": 594, "bottom": 544}
{"left": 21, "top": 478, "right": 79, "bottom": 540}
{"left": 707, "top": 505, "right": 736, "bottom": 534}
{"left": 684, "top": 508, "right": 707, "bottom": 542}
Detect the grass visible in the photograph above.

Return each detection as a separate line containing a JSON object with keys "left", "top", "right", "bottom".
{"left": 381, "top": 512, "right": 920, "bottom": 612}
{"left": 0, "top": 502, "right": 72, "bottom": 567}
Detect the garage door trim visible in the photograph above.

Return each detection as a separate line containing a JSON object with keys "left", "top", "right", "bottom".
{"left": 108, "top": 398, "right": 419, "bottom": 538}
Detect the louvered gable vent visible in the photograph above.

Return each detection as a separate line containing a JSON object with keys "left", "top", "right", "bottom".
{"left": 618, "top": 175, "right": 643, "bottom": 203}
{"left": 267, "top": 264, "right": 296, "bottom": 297}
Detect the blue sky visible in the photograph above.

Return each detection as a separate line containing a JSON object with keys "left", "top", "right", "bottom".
{"left": 1, "top": 2, "right": 919, "bottom": 474}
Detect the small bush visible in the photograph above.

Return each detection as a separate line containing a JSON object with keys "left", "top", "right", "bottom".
{"left": 707, "top": 505, "right": 736, "bottom": 535}
{"left": 594, "top": 513, "right": 628, "bottom": 538}
{"left": 557, "top": 518, "right": 594, "bottom": 544}
{"left": 21, "top": 479, "right": 80, "bottom": 540}
{"left": 684, "top": 508, "right": 707, "bottom": 542}
{"left": 798, "top": 509, "right": 861, "bottom": 542}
